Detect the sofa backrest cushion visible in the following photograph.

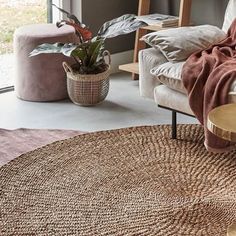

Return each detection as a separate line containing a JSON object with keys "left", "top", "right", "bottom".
{"left": 222, "top": 0, "right": 236, "bottom": 33}
{"left": 141, "top": 25, "right": 226, "bottom": 62}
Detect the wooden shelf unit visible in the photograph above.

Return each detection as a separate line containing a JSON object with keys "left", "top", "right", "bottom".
{"left": 141, "top": 25, "right": 177, "bottom": 31}
{"left": 119, "top": 63, "right": 139, "bottom": 75}
{"left": 119, "top": 0, "right": 192, "bottom": 80}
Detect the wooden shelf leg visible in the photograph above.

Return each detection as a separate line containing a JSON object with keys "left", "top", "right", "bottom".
{"left": 179, "top": 0, "right": 192, "bottom": 26}
{"left": 132, "top": 0, "right": 150, "bottom": 80}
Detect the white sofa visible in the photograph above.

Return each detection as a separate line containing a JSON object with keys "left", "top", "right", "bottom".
{"left": 139, "top": 0, "right": 236, "bottom": 138}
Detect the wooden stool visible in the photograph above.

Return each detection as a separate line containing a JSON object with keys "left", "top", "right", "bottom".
{"left": 207, "top": 104, "right": 236, "bottom": 142}
{"left": 228, "top": 223, "right": 236, "bottom": 236}
{"left": 208, "top": 104, "right": 236, "bottom": 236}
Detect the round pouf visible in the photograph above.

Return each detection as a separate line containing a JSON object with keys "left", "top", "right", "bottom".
{"left": 14, "top": 24, "right": 77, "bottom": 102}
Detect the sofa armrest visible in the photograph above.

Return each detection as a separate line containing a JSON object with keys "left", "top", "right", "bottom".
{"left": 139, "top": 48, "right": 168, "bottom": 99}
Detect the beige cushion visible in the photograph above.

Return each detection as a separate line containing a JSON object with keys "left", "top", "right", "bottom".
{"left": 154, "top": 85, "right": 194, "bottom": 115}
{"left": 141, "top": 25, "right": 226, "bottom": 62}
{"left": 151, "top": 62, "right": 185, "bottom": 94}
{"left": 151, "top": 61, "right": 236, "bottom": 103}
{"left": 222, "top": 0, "right": 236, "bottom": 33}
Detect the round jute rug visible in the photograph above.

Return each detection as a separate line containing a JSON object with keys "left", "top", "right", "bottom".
{"left": 0, "top": 125, "right": 236, "bottom": 236}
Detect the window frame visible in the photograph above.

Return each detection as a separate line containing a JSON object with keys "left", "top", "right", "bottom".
{"left": 47, "top": 0, "right": 53, "bottom": 23}
{"left": 0, "top": 0, "right": 71, "bottom": 93}
{"left": 52, "top": 0, "right": 71, "bottom": 23}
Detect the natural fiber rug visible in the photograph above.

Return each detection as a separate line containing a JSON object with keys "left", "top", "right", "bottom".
{"left": 0, "top": 125, "right": 236, "bottom": 236}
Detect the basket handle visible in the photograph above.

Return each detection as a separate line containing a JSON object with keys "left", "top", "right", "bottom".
{"left": 62, "top": 62, "right": 73, "bottom": 74}
{"left": 103, "top": 50, "right": 111, "bottom": 65}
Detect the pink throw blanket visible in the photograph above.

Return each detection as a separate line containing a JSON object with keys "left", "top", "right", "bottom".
{"left": 182, "top": 19, "right": 236, "bottom": 153}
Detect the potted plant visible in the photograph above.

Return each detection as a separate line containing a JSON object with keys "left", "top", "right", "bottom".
{"left": 30, "top": 5, "right": 146, "bottom": 106}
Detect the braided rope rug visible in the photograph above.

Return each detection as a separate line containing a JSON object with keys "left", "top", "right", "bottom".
{"left": 0, "top": 124, "right": 236, "bottom": 236}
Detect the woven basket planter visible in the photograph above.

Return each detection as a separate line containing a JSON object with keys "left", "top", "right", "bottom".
{"left": 63, "top": 52, "right": 111, "bottom": 106}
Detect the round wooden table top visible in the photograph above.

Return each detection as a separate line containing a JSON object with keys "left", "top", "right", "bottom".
{"left": 228, "top": 223, "right": 236, "bottom": 236}
{"left": 207, "top": 104, "right": 236, "bottom": 142}
{"left": 208, "top": 104, "right": 236, "bottom": 235}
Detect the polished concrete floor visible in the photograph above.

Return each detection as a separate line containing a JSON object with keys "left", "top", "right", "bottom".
{"left": 0, "top": 73, "right": 196, "bottom": 132}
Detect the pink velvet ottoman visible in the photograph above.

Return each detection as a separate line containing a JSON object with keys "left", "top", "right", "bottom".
{"left": 14, "top": 24, "right": 77, "bottom": 102}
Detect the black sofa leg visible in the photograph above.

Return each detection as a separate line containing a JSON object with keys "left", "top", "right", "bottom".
{"left": 172, "top": 111, "right": 177, "bottom": 139}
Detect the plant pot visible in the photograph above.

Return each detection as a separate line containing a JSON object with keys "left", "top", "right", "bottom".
{"left": 62, "top": 52, "right": 111, "bottom": 106}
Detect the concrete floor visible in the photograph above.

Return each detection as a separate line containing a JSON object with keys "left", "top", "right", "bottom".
{"left": 0, "top": 73, "right": 196, "bottom": 132}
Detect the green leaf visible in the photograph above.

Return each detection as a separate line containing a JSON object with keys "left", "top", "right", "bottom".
{"left": 71, "top": 47, "right": 87, "bottom": 61}
{"left": 29, "top": 43, "right": 77, "bottom": 57}
{"left": 88, "top": 40, "right": 104, "bottom": 66}
{"left": 97, "top": 14, "right": 146, "bottom": 39}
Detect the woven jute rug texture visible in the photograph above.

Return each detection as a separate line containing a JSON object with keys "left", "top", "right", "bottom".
{"left": 0, "top": 124, "right": 236, "bottom": 235}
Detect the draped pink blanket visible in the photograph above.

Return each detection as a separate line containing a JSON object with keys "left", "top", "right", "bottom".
{"left": 182, "top": 19, "right": 236, "bottom": 153}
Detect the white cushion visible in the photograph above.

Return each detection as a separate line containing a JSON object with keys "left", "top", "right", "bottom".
{"left": 151, "top": 62, "right": 185, "bottom": 94}
{"left": 141, "top": 25, "right": 226, "bottom": 62}
{"left": 222, "top": 0, "right": 236, "bottom": 33}
{"left": 151, "top": 62, "right": 236, "bottom": 103}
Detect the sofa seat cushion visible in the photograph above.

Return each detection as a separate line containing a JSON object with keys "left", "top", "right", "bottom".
{"left": 151, "top": 61, "right": 236, "bottom": 103}
{"left": 154, "top": 85, "right": 194, "bottom": 115}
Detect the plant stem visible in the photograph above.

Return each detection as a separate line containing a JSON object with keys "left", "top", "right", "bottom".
{"left": 72, "top": 56, "right": 81, "bottom": 65}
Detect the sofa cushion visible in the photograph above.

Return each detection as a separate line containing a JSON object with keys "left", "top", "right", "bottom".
{"left": 151, "top": 62, "right": 185, "bottom": 94}
{"left": 154, "top": 85, "right": 194, "bottom": 115}
{"left": 141, "top": 25, "right": 226, "bottom": 62}
{"left": 151, "top": 62, "right": 236, "bottom": 103}
{"left": 222, "top": 0, "right": 236, "bottom": 33}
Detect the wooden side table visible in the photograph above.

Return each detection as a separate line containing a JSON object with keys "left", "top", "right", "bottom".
{"left": 207, "top": 104, "right": 236, "bottom": 142}
{"left": 228, "top": 223, "right": 236, "bottom": 236}
{"left": 208, "top": 104, "right": 236, "bottom": 236}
